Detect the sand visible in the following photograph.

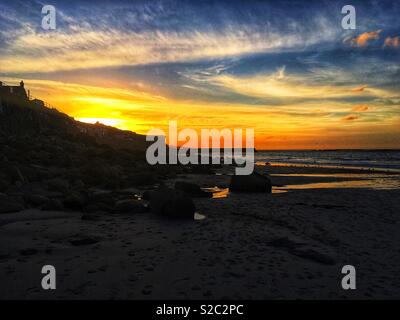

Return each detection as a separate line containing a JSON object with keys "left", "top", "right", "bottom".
{"left": 0, "top": 164, "right": 399, "bottom": 299}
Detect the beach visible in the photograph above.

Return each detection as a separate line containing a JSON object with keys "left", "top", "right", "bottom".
{"left": 1, "top": 0, "right": 400, "bottom": 305}
{"left": 1, "top": 163, "right": 399, "bottom": 299}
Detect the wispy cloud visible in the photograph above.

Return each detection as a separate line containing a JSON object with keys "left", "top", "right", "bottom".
{"left": 384, "top": 36, "right": 400, "bottom": 48}
{"left": 0, "top": 26, "right": 339, "bottom": 73}
{"left": 1, "top": 0, "right": 399, "bottom": 149}
{"left": 351, "top": 105, "right": 369, "bottom": 112}
{"left": 344, "top": 30, "right": 382, "bottom": 47}
{"left": 0, "top": 0, "right": 343, "bottom": 74}
{"left": 351, "top": 85, "right": 368, "bottom": 92}
{"left": 208, "top": 71, "right": 381, "bottom": 103}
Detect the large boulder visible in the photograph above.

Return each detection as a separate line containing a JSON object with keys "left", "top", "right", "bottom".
{"left": 229, "top": 172, "right": 272, "bottom": 193}
{"left": 147, "top": 188, "right": 195, "bottom": 219}
{"left": 174, "top": 181, "right": 211, "bottom": 198}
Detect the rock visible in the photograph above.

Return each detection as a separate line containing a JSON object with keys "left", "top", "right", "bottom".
{"left": 24, "top": 193, "right": 49, "bottom": 207}
{"left": 46, "top": 178, "right": 69, "bottom": 192}
{"left": 42, "top": 199, "right": 63, "bottom": 211}
{"left": 229, "top": 172, "right": 272, "bottom": 193}
{"left": 88, "top": 190, "right": 114, "bottom": 206}
{"left": 147, "top": 188, "right": 195, "bottom": 219}
{"left": 63, "top": 193, "right": 86, "bottom": 210}
{"left": 114, "top": 199, "right": 147, "bottom": 213}
{"left": 174, "top": 181, "right": 211, "bottom": 198}
{"left": 0, "top": 193, "right": 24, "bottom": 213}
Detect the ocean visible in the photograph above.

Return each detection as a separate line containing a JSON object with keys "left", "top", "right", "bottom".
{"left": 254, "top": 150, "right": 400, "bottom": 171}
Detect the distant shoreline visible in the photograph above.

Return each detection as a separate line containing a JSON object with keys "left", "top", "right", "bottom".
{"left": 256, "top": 148, "right": 400, "bottom": 152}
{"left": 257, "top": 162, "right": 400, "bottom": 174}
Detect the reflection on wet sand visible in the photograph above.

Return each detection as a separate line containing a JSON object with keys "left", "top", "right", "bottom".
{"left": 272, "top": 173, "right": 400, "bottom": 191}
{"left": 202, "top": 171, "right": 400, "bottom": 199}
{"left": 256, "top": 161, "right": 400, "bottom": 173}
{"left": 202, "top": 187, "right": 230, "bottom": 199}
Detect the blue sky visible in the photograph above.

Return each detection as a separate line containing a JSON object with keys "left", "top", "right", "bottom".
{"left": 0, "top": 0, "right": 399, "bottom": 148}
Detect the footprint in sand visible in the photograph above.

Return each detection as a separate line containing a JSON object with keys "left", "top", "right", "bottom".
{"left": 142, "top": 284, "right": 153, "bottom": 295}
{"left": 19, "top": 248, "right": 38, "bottom": 256}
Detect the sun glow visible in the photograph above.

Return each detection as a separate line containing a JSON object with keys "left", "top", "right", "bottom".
{"left": 3, "top": 74, "right": 399, "bottom": 150}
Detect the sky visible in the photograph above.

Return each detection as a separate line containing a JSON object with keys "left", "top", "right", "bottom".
{"left": 0, "top": 0, "right": 399, "bottom": 149}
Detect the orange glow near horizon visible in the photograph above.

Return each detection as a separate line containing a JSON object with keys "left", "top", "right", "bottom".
{"left": 1, "top": 3, "right": 399, "bottom": 151}
{"left": 3, "top": 78, "right": 400, "bottom": 150}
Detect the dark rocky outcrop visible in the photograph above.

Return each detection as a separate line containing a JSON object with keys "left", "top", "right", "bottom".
{"left": 0, "top": 193, "right": 24, "bottom": 213}
{"left": 46, "top": 178, "right": 69, "bottom": 192}
{"left": 229, "top": 172, "right": 272, "bottom": 193}
{"left": 0, "top": 97, "right": 193, "bottom": 214}
{"left": 114, "top": 199, "right": 147, "bottom": 213}
{"left": 146, "top": 187, "right": 195, "bottom": 219}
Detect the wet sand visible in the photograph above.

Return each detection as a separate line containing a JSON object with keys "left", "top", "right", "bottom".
{"left": 0, "top": 164, "right": 399, "bottom": 299}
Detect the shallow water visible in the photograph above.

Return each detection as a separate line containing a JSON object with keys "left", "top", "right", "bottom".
{"left": 202, "top": 172, "right": 400, "bottom": 199}
{"left": 255, "top": 150, "right": 400, "bottom": 171}
{"left": 202, "top": 186, "right": 287, "bottom": 198}
{"left": 202, "top": 187, "right": 230, "bottom": 198}
{"left": 272, "top": 173, "right": 400, "bottom": 191}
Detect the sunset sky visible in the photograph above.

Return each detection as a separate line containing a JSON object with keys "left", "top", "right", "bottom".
{"left": 1, "top": 0, "right": 399, "bottom": 149}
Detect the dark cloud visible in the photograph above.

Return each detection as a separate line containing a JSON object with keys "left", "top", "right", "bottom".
{"left": 343, "top": 30, "right": 382, "bottom": 47}
{"left": 384, "top": 36, "right": 400, "bottom": 48}
{"left": 342, "top": 114, "right": 359, "bottom": 121}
